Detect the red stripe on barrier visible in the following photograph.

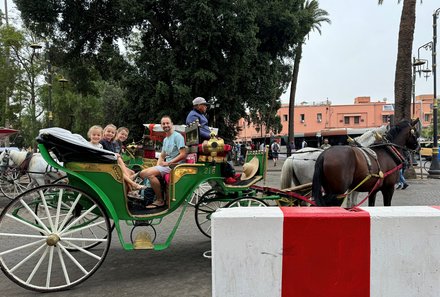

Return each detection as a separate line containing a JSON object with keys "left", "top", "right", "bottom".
{"left": 431, "top": 206, "right": 440, "bottom": 211}
{"left": 281, "top": 207, "right": 371, "bottom": 297}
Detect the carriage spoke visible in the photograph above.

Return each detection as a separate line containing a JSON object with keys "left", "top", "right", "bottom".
{"left": 61, "top": 219, "right": 107, "bottom": 237}
{"left": 0, "top": 232, "right": 46, "bottom": 240}
{"left": 61, "top": 237, "right": 107, "bottom": 243}
{"left": 60, "top": 241, "right": 102, "bottom": 261}
{"left": 9, "top": 243, "right": 47, "bottom": 273}
{"left": 59, "top": 205, "right": 97, "bottom": 236}
{"left": 26, "top": 246, "right": 49, "bottom": 284}
{"left": 54, "top": 188, "right": 64, "bottom": 231}
{"left": 4, "top": 213, "right": 47, "bottom": 234}
{"left": 46, "top": 247, "right": 55, "bottom": 288}
{"left": 19, "top": 198, "right": 51, "bottom": 234}
{"left": 198, "top": 219, "right": 212, "bottom": 234}
{"left": 57, "top": 192, "right": 82, "bottom": 232}
{"left": 39, "top": 190, "right": 56, "bottom": 232}
{"left": 58, "top": 244, "right": 89, "bottom": 275}
{"left": 56, "top": 245, "right": 71, "bottom": 285}
{"left": 0, "top": 239, "right": 46, "bottom": 256}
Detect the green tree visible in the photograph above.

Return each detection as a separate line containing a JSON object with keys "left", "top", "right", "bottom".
{"left": 379, "top": 0, "right": 417, "bottom": 122}
{"left": 287, "top": 0, "right": 330, "bottom": 150}
{"left": 0, "top": 23, "right": 23, "bottom": 127}
{"left": 15, "top": 0, "right": 308, "bottom": 141}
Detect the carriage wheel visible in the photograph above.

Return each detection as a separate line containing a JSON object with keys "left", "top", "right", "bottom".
{"left": 0, "top": 168, "right": 33, "bottom": 200}
{"left": 34, "top": 188, "right": 113, "bottom": 251}
{"left": 0, "top": 184, "right": 111, "bottom": 292}
{"left": 226, "top": 197, "right": 268, "bottom": 208}
{"left": 50, "top": 176, "right": 69, "bottom": 185}
{"left": 194, "top": 189, "right": 228, "bottom": 238}
{"left": 189, "top": 182, "right": 212, "bottom": 206}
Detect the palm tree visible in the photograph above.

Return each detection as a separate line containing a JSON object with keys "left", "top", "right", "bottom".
{"left": 288, "top": 0, "right": 330, "bottom": 151}
{"left": 379, "top": 0, "right": 417, "bottom": 123}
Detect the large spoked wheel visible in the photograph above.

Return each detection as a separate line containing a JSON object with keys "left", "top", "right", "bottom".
{"left": 189, "top": 182, "right": 212, "bottom": 206}
{"left": 0, "top": 168, "right": 33, "bottom": 200}
{"left": 194, "top": 189, "right": 228, "bottom": 238}
{"left": 0, "top": 184, "right": 111, "bottom": 292}
{"left": 226, "top": 197, "right": 268, "bottom": 208}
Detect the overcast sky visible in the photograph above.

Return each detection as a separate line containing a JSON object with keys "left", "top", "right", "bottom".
{"left": 281, "top": 0, "right": 440, "bottom": 105}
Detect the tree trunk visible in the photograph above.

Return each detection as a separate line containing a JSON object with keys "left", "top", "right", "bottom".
{"left": 394, "top": 0, "right": 416, "bottom": 123}
{"left": 288, "top": 43, "right": 303, "bottom": 152}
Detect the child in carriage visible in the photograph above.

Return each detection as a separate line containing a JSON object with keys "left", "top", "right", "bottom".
{"left": 95, "top": 124, "right": 145, "bottom": 191}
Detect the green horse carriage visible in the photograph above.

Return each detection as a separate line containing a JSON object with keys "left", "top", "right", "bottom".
{"left": 0, "top": 123, "right": 291, "bottom": 292}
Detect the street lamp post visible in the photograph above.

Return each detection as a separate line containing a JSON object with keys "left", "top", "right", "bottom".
{"left": 29, "top": 43, "right": 42, "bottom": 150}
{"left": 58, "top": 77, "right": 69, "bottom": 129}
{"left": 210, "top": 97, "right": 220, "bottom": 127}
{"left": 428, "top": 8, "right": 440, "bottom": 178}
{"left": 45, "top": 41, "right": 53, "bottom": 127}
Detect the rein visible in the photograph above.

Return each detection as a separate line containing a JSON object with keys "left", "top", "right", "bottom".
{"left": 349, "top": 163, "right": 402, "bottom": 210}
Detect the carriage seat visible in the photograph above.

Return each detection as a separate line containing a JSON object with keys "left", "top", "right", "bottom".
{"left": 37, "top": 127, "right": 117, "bottom": 164}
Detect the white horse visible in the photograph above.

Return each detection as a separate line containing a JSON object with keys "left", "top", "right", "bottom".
{"left": 0, "top": 150, "right": 65, "bottom": 186}
{"left": 280, "top": 125, "right": 388, "bottom": 189}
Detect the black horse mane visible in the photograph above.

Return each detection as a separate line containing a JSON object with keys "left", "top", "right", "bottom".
{"left": 385, "top": 119, "right": 411, "bottom": 142}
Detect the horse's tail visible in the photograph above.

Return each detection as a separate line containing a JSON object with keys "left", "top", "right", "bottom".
{"left": 312, "top": 153, "right": 325, "bottom": 206}
{"left": 280, "top": 157, "right": 296, "bottom": 189}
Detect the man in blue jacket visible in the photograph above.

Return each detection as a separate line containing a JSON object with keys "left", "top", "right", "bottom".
{"left": 186, "top": 97, "right": 211, "bottom": 141}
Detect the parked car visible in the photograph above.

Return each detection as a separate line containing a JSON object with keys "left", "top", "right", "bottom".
{"left": 419, "top": 141, "right": 433, "bottom": 160}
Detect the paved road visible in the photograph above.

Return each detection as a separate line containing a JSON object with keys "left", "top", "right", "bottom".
{"left": 0, "top": 163, "right": 439, "bottom": 296}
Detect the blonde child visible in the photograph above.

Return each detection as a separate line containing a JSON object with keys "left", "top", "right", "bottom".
{"left": 100, "top": 124, "right": 144, "bottom": 191}
{"left": 100, "top": 124, "right": 117, "bottom": 151}
{"left": 88, "top": 125, "right": 103, "bottom": 149}
{"left": 114, "top": 127, "right": 129, "bottom": 154}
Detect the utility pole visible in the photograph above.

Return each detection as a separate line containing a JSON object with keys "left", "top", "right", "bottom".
{"left": 3, "top": 0, "right": 10, "bottom": 129}
{"left": 3, "top": 0, "right": 11, "bottom": 147}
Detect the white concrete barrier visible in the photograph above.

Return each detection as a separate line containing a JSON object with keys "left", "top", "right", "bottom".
{"left": 212, "top": 206, "right": 440, "bottom": 297}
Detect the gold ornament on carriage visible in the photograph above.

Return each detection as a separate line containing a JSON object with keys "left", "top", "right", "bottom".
{"left": 201, "top": 134, "right": 225, "bottom": 157}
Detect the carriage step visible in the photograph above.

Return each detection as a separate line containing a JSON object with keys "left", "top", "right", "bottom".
{"left": 133, "top": 231, "right": 154, "bottom": 249}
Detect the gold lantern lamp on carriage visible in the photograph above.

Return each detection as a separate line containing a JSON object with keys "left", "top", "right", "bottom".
{"left": 198, "top": 133, "right": 231, "bottom": 163}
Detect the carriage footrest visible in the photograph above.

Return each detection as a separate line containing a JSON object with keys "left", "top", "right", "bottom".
{"left": 133, "top": 231, "right": 154, "bottom": 249}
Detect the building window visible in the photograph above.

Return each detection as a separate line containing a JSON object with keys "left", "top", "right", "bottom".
{"left": 317, "top": 113, "right": 322, "bottom": 123}
{"left": 424, "top": 114, "right": 430, "bottom": 122}
{"left": 354, "top": 116, "right": 360, "bottom": 124}
{"left": 344, "top": 116, "right": 350, "bottom": 124}
{"left": 283, "top": 114, "right": 288, "bottom": 122}
{"left": 300, "top": 114, "right": 305, "bottom": 123}
{"left": 383, "top": 104, "right": 394, "bottom": 111}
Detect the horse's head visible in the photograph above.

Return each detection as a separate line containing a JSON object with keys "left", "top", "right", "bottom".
{"left": 385, "top": 118, "right": 420, "bottom": 151}
{"left": 0, "top": 150, "right": 12, "bottom": 171}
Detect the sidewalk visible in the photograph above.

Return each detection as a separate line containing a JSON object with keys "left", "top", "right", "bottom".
{"left": 234, "top": 157, "right": 285, "bottom": 172}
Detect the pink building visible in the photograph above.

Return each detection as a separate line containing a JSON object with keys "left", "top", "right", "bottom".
{"left": 237, "top": 95, "right": 433, "bottom": 143}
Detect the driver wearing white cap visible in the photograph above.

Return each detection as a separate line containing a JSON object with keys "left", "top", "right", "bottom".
{"left": 186, "top": 97, "right": 211, "bottom": 141}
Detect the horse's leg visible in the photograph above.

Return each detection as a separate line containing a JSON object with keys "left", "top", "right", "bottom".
{"left": 343, "top": 192, "right": 359, "bottom": 208}
{"left": 280, "top": 158, "right": 294, "bottom": 189}
{"left": 368, "top": 191, "right": 378, "bottom": 207}
{"left": 381, "top": 185, "right": 395, "bottom": 206}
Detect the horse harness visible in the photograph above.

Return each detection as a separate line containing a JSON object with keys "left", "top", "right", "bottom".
{"left": 4, "top": 151, "right": 61, "bottom": 183}
{"left": 18, "top": 152, "right": 34, "bottom": 174}
{"left": 343, "top": 143, "right": 406, "bottom": 208}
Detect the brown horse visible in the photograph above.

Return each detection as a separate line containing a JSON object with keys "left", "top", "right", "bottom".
{"left": 312, "top": 119, "right": 420, "bottom": 207}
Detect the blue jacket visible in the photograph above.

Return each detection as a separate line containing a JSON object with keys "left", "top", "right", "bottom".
{"left": 186, "top": 109, "right": 211, "bottom": 140}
